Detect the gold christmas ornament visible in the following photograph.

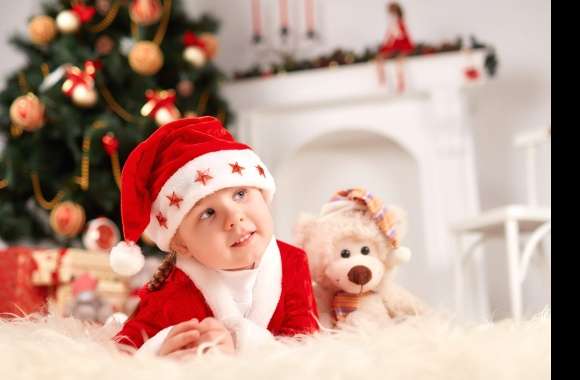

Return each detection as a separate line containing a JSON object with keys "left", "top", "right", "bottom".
{"left": 9, "top": 93, "right": 45, "bottom": 132}
{"left": 128, "top": 41, "right": 164, "bottom": 76}
{"left": 27, "top": 15, "right": 57, "bottom": 45}
{"left": 50, "top": 201, "right": 86, "bottom": 238}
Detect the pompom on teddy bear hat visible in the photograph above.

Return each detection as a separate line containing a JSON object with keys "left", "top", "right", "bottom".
{"left": 109, "top": 116, "right": 276, "bottom": 276}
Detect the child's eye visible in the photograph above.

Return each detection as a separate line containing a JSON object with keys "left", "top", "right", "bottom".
{"left": 234, "top": 189, "right": 247, "bottom": 200}
{"left": 200, "top": 208, "right": 215, "bottom": 220}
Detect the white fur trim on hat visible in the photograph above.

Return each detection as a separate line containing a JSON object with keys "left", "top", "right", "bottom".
{"left": 144, "top": 148, "right": 276, "bottom": 252}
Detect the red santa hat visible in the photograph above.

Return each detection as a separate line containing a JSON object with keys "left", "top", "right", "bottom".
{"left": 109, "top": 116, "right": 276, "bottom": 276}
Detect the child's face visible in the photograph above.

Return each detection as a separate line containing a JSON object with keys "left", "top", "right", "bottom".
{"left": 170, "top": 187, "right": 273, "bottom": 270}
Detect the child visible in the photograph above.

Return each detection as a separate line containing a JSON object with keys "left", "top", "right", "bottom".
{"left": 109, "top": 116, "right": 319, "bottom": 357}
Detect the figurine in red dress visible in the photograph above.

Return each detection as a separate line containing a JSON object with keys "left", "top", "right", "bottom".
{"left": 376, "top": 2, "right": 415, "bottom": 91}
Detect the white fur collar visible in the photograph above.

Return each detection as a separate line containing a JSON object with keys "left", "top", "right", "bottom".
{"left": 175, "top": 235, "right": 282, "bottom": 329}
{"left": 135, "top": 236, "right": 282, "bottom": 354}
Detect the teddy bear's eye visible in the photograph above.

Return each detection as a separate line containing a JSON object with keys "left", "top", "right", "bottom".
{"left": 340, "top": 249, "right": 351, "bottom": 258}
{"left": 361, "top": 246, "right": 370, "bottom": 255}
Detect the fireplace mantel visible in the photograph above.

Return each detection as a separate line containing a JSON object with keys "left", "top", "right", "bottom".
{"left": 222, "top": 50, "right": 490, "bottom": 319}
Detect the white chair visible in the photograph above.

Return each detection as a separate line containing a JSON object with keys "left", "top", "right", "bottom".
{"left": 452, "top": 127, "right": 551, "bottom": 322}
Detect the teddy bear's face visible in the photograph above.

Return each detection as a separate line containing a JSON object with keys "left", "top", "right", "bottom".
{"left": 324, "top": 236, "right": 386, "bottom": 294}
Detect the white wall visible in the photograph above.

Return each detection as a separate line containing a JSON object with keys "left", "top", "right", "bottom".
{"left": 0, "top": 0, "right": 551, "bottom": 319}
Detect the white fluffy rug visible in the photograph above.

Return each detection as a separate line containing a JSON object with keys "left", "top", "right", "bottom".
{"left": 0, "top": 308, "right": 550, "bottom": 380}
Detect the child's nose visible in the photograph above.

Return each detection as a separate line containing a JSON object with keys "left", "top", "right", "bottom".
{"left": 224, "top": 212, "right": 245, "bottom": 231}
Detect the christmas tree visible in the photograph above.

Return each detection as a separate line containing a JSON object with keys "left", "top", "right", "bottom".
{"left": 0, "top": 0, "right": 232, "bottom": 254}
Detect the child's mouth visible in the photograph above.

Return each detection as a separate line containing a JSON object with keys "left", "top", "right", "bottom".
{"left": 231, "top": 231, "right": 256, "bottom": 247}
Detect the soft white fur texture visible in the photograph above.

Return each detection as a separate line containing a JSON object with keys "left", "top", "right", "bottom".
{"left": 0, "top": 306, "right": 550, "bottom": 380}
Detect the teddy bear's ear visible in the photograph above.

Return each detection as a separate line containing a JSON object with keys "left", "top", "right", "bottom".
{"left": 293, "top": 213, "right": 317, "bottom": 248}
{"left": 386, "top": 205, "right": 409, "bottom": 240}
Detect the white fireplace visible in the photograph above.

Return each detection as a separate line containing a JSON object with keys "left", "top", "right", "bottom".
{"left": 223, "top": 50, "right": 489, "bottom": 314}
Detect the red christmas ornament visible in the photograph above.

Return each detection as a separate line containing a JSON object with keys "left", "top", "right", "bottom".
{"left": 62, "top": 60, "right": 101, "bottom": 108}
{"left": 464, "top": 66, "right": 480, "bottom": 81}
{"left": 140, "top": 89, "right": 181, "bottom": 126}
{"left": 101, "top": 133, "right": 119, "bottom": 156}
{"left": 82, "top": 217, "right": 121, "bottom": 252}
{"left": 130, "top": 0, "right": 162, "bottom": 26}
{"left": 72, "top": 4, "right": 97, "bottom": 23}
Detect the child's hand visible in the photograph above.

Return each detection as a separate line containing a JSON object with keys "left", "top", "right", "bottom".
{"left": 194, "top": 317, "right": 235, "bottom": 355}
{"left": 158, "top": 319, "right": 201, "bottom": 356}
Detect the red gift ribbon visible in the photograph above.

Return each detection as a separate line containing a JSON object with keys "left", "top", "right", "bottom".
{"left": 141, "top": 89, "right": 177, "bottom": 118}
{"left": 62, "top": 60, "right": 101, "bottom": 97}
{"left": 183, "top": 31, "right": 207, "bottom": 51}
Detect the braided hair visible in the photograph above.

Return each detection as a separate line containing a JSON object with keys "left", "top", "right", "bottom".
{"left": 146, "top": 251, "right": 177, "bottom": 291}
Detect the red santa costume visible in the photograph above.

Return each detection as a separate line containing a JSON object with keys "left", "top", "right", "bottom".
{"left": 108, "top": 116, "right": 319, "bottom": 354}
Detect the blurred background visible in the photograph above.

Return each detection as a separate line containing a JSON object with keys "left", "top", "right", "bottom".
{"left": 0, "top": 0, "right": 550, "bottom": 324}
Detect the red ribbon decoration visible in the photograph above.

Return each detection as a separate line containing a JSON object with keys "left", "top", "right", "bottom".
{"left": 72, "top": 4, "right": 97, "bottom": 23}
{"left": 62, "top": 60, "right": 101, "bottom": 97}
{"left": 183, "top": 31, "right": 207, "bottom": 51}
{"left": 141, "top": 89, "right": 178, "bottom": 118}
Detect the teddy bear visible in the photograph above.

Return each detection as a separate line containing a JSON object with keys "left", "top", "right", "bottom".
{"left": 294, "top": 188, "right": 428, "bottom": 328}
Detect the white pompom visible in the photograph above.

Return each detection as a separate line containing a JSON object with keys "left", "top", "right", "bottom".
{"left": 392, "top": 246, "right": 412, "bottom": 264}
{"left": 109, "top": 241, "right": 145, "bottom": 276}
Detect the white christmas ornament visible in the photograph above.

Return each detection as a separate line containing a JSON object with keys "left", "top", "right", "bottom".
{"left": 72, "top": 85, "right": 98, "bottom": 108}
{"left": 154, "top": 107, "right": 180, "bottom": 126}
{"left": 56, "top": 10, "right": 80, "bottom": 34}
{"left": 183, "top": 46, "right": 206, "bottom": 67}
{"left": 109, "top": 241, "right": 145, "bottom": 276}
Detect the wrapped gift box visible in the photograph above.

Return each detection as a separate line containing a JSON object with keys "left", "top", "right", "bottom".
{"left": 0, "top": 247, "right": 49, "bottom": 316}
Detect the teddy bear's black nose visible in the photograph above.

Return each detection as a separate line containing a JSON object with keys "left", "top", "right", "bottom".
{"left": 347, "top": 265, "right": 372, "bottom": 285}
